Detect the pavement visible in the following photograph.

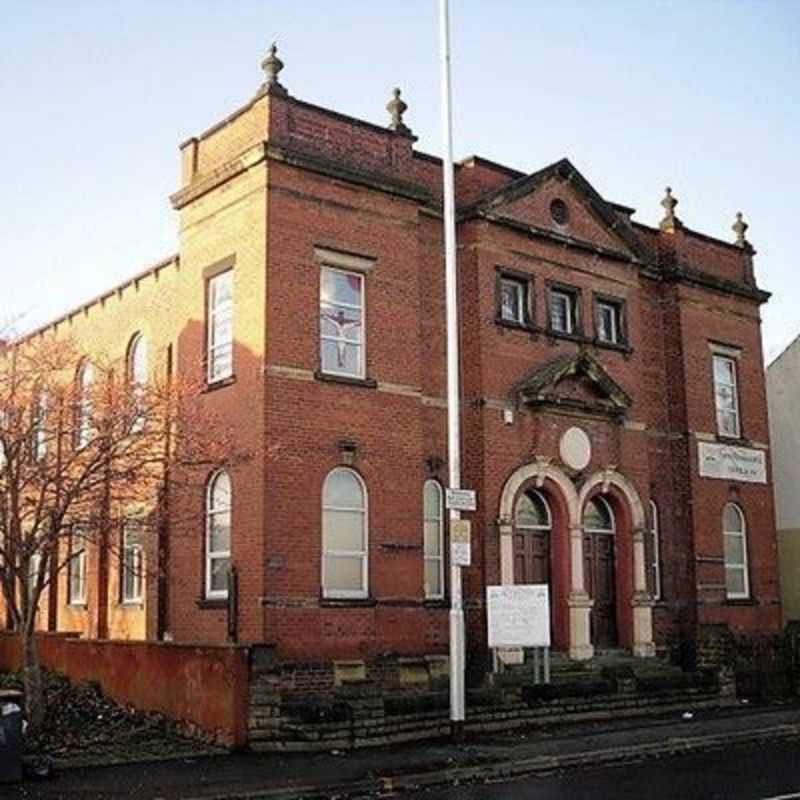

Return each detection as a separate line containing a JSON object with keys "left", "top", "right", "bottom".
{"left": 6, "top": 701, "right": 800, "bottom": 799}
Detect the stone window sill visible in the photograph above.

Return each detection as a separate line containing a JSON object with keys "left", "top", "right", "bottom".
{"left": 593, "top": 337, "right": 633, "bottom": 355}
{"left": 725, "top": 597, "right": 757, "bottom": 607}
{"left": 545, "top": 328, "right": 588, "bottom": 345}
{"left": 314, "top": 370, "right": 377, "bottom": 389}
{"left": 494, "top": 316, "right": 538, "bottom": 335}
{"left": 203, "top": 375, "right": 237, "bottom": 393}
{"left": 320, "top": 596, "right": 377, "bottom": 608}
{"left": 196, "top": 598, "right": 228, "bottom": 610}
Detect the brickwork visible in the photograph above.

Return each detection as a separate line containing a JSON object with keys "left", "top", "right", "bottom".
{"left": 2, "top": 49, "right": 781, "bottom": 678}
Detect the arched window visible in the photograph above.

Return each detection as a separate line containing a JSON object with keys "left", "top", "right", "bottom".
{"left": 127, "top": 334, "right": 148, "bottom": 433}
{"left": 423, "top": 480, "right": 444, "bottom": 599}
{"left": 128, "top": 334, "right": 148, "bottom": 385}
{"left": 650, "top": 500, "right": 662, "bottom": 600}
{"left": 723, "top": 503, "right": 749, "bottom": 599}
{"left": 515, "top": 490, "right": 552, "bottom": 530}
{"left": 205, "top": 470, "right": 231, "bottom": 600}
{"left": 76, "top": 361, "right": 95, "bottom": 448}
{"left": 322, "top": 467, "right": 367, "bottom": 598}
{"left": 583, "top": 496, "right": 615, "bottom": 533}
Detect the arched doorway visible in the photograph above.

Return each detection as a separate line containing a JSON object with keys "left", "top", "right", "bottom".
{"left": 582, "top": 496, "right": 618, "bottom": 648}
{"left": 513, "top": 489, "right": 552, "bottom": 585}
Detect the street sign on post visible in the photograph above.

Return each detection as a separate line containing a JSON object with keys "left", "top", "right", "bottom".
{"left": 446, "top": 488, "right": 476, "bottom": 512}
{"left": 450, "top": 519, "right": 471, "bottom": 566}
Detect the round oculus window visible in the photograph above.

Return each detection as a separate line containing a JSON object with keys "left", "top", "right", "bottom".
{"left": 550, "top": 198, "right": 569, "bottom": 226}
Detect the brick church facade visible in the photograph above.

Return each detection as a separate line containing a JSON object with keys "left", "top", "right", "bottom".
{"left": 5, "top": 45, "right": 781, "bottom": 672}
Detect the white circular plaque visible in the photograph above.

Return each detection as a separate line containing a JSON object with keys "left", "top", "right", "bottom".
{"left": 560, "top": 427, "right": 591, "bottom": 471}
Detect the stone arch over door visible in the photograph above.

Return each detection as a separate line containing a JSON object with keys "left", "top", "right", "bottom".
{"left": 498, "top": 459, "right": 593, "bottom": 659}
{"left": 577, "top": 470, "right": 655, "bottom": 658}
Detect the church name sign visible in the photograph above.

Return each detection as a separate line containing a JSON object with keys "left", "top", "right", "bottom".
{"left": 698, "top": 442, "right": 767, "bottom": 484}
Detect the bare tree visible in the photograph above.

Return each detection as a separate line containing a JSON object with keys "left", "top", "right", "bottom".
{"left": 0, "top": 333, "right": 237, "bottom": 733}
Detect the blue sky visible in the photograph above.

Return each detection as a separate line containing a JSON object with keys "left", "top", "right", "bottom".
{"left": 2, "top": 1, "right": 798, "bottom": 362}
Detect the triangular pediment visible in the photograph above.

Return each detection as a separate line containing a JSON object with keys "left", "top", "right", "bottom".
{"left": 467, "top": 158, "right": 644, "bottom": 260}
{"left": 515, "top": 351, "right": 632, "bottom": 418}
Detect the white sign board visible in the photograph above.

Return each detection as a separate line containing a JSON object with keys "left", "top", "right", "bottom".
{"left": 446, "top": 488, "right": 477, "bottom": 512}
{"left": 486, "top": 584, "right": 550, "bottom": 649}
{"left": 698, "top": 442, "right": 767, "bottom": 484}
{"left": 450, "top": 519, "right": 471, "bottom": 567}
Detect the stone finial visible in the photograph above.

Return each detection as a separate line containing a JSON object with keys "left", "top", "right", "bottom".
{"left": 659, "top": 186, "right": 680, "bottom": 231}
{"left": 732, "top": 211, "right": 749, "bottom": 248}
{"left": 260, "top": 43, "right": 288, "bottom": 96}
{"left": 386, "top": 87, "right": 410, "bottom": 133}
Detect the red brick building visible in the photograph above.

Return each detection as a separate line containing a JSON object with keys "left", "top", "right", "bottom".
{"left": 6, "top": 46, "right": 781, "bottom": 675}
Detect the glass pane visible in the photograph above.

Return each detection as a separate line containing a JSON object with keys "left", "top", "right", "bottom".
{"left": 210, "top": 557, "right": 229, "bottom": 593}
{"left": 501, "top": 280, "right": 522, "bottom": 322}
{"left": 424, "top": 520, "right": 441, "bottom": 556}
{"left": 724, "top": 532, "right": 744, "bottom": 565}
{"left": 324, "top": 509, "right": 364, "bottom": 551}
{"left": 516, "top": 492, "right": 549, "bottom": 528}
{"left": 724, "top": 504, "right": 744, "bottom": 533}
{"left": 551, "top": 293, "right": 572, "bottom": 332}
{"left": 321, "top": 340, "right": 361, "bottom": 376}
{"left": 130, "top": 337, "right": 148, "bottom": 384}
{"left": 321, "top": 269, "right": 362, "bottom": 308}
{"left": 725, "top": 567, "right": 745, "bottom": 596}
{"left": 209, "top": 513, "right": 230, "bottom": 553}
{"left": 598, "top": 304, "right": 617, "bottom": 342}
{"left": 324, "top": 555, "right": 363, "bottom": 592}
{"left": 425, "top": 558, "right": 442, "bottom": 597}
{"left": 583, "top": 498, "right": 613, "bottom": 531}
{"left": 716, "top": 385, "right": 736, "bottom": 410}
{"left": 211, "top": 473, "right": 231, "bottom": 510}
{"left": 81, "top": 363, "right": 95, "bottom": 389}
{"left": 124, "top": 524, "right": 142, "bottom": 548}
{"left": 424, "top": 481, "right": 441, "bottom": 520}
{"left": 718, "top": 410, "right": 739, "bottom": 436}
{"left": 320, "top": 304, "right": 362, "bottom": 343}
{"left": 324, "top": 469, "right": 363, "bottom": 509}
{"left": 211, "top": 272, "right": 233, "bottom": 305}
{"left": 714, "top": 356, "right": 734, "bottom": 385}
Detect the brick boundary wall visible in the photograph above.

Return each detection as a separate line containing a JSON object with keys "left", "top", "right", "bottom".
{"left": 0, "top": 632, "right": 250, "bottom": 747}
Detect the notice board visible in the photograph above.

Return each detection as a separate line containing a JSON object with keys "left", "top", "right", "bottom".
{"left": 486, "top": 584, "right": 550, "bottom": 649}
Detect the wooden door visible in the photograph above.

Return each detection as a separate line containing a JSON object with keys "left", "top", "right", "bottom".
{"left": 584, "top": 532, "right": 618, "bottom": 648}
{"left": 513, "top": 530, "right": 550, "bottom": 585}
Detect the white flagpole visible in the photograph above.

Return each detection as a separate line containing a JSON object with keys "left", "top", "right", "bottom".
{"left": 439, "top": 0, "right": 466, "bottom": 732}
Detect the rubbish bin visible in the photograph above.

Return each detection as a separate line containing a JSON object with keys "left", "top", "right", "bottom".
{"left": 0, "top": 690, "right": 23, "bottom": 784}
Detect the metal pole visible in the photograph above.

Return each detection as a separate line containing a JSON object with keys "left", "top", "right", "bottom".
{"left": 439, "top": 0, "right": 466, "bottom": 731}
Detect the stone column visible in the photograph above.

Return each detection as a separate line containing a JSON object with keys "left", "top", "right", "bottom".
{"left": 632, "top": 526, "right": 656, "bottom": 658}
{"left": 498, "top": 520, "right": 513, "bottom": 585}
{"left": 568, "top": 524, "right": 593, "bottom": 660}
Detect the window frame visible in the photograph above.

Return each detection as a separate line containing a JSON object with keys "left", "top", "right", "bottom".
{"left": 423, "top": 479, "right": 445, "bottom": 600}
{"left": 582, "top": 496, "right": 615, "bottom": 534}
{"left": 515, "top": 488, "right": 553, "bottom": 532}
{"left": 205, "top": 470, "right": 232, "bottom": 601}
{"left": 75, "top": 361, "right": 95, "bottom": 450}
{"left": 206, "top": 269, "right": 234, "bottom": 386}
{"left": 712, "top": 352, "right": 742, "bottom": 440}
{"left": 321, "top": 467, "right": 369, "bottom": 600}
{"left": 723, "top": 502, "right": 750, "bottom": 600}
{"left": 32, "top": 388, "right": 48, "bottom": 462}
{"left": 650, "top": 500, "right": 662, "bottom": 601}
{"left": 68, "top": 527, "right": 88, "bottom": 606}
{"left": 319, "top": 265, "right": 366, "bottom": 381}
{"left": 495, "top": 267, "right": 534, "bottom": 329}
{"left": 546, "top": 282, "right": 582, "bottom": 337}
{"left": 127, "top": 333, "right": 148, "bottom": 433}
{"left": 121, "top": 521, "right": 144, "bottom": 605}
{"left": 594, "top": 293, "right": 627, "bottom": 347}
